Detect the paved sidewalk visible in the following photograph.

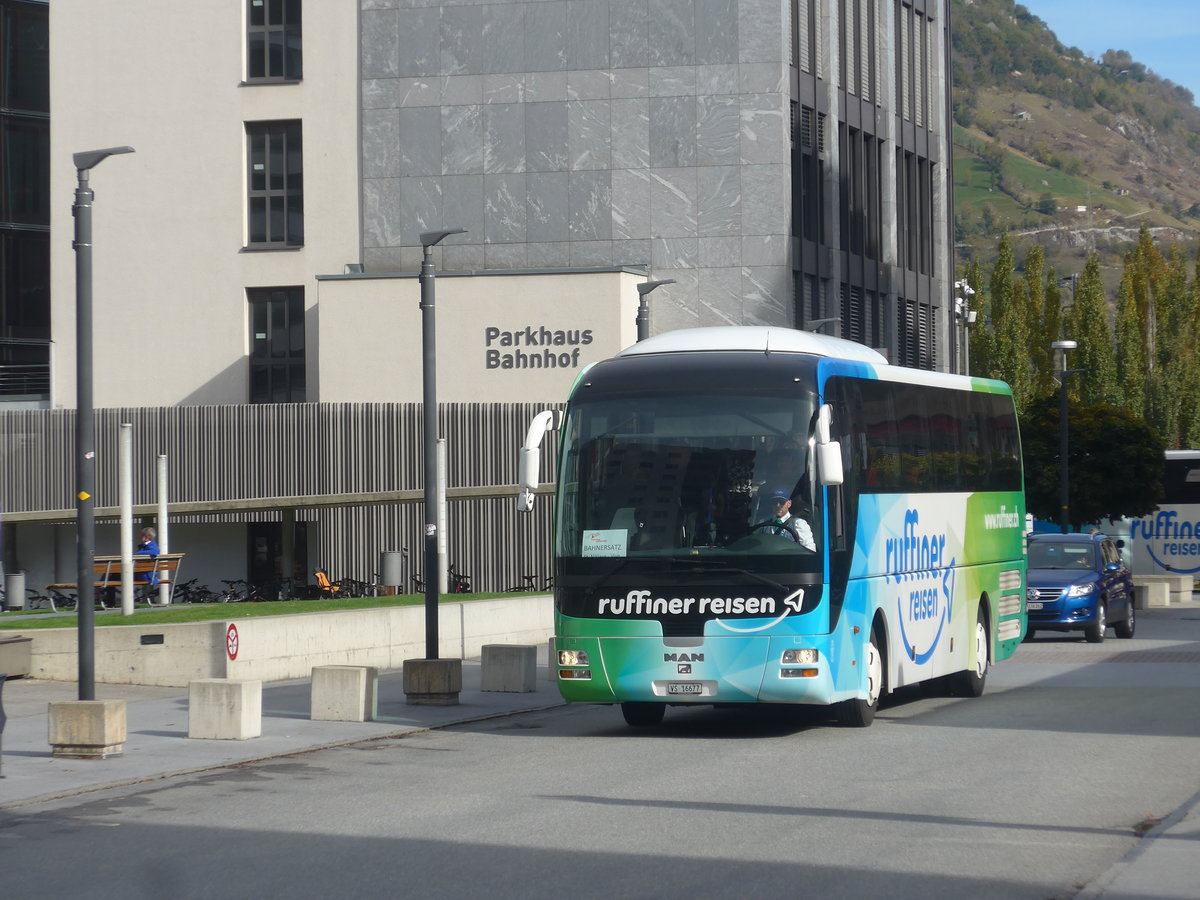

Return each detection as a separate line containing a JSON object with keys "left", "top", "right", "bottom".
{"left": 0, "top": 656, "right": 564, "bottom": 810}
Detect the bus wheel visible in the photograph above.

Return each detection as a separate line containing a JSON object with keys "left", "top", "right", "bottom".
{"left": 948, "top": 605, "right": 989, "bottom": 697}
{"left": 621, "top": 702, "right": 666, "bottom": 727}
{"left": 835, "top": 628, "right": 883, "bottom": 727}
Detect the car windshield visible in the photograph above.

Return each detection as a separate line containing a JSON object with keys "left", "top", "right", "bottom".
{"left": 1029, "top": 542, "right": 1095, "bottom": 570}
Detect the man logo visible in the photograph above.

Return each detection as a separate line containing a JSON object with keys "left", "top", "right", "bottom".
{"left": 664, "top": 652, "right": 704, "bottom": 662}
{"left": 677, "top": 663, "right": 692, "bottom": 674}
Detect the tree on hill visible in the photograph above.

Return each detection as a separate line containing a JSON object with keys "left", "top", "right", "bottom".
{"left": 1020, "top": 396, "right": 1165, "bottom": 527}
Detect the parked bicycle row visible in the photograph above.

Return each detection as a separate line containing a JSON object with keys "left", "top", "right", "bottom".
{"left": 1, "top": 565, "right": 555, "bottom": 612}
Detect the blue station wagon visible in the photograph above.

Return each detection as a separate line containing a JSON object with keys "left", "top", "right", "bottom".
{"left": 1026, "top": 532, "right": 1135, "bottom": 643}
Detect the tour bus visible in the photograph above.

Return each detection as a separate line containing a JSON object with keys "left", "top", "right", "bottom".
{"left": 518, "top": 327, "right": 1027, "bottom": 727}
{"left": 1125, "top": 450, "right": 1200, "bottom": 576}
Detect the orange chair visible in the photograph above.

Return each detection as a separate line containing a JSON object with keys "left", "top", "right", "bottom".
{"left": 314, "top": 568, "right": 342, "bottom": 597}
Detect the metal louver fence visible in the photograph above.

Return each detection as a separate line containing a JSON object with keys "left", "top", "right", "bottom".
{"left": 0, "top": 402, "right": 560, "bottom": 593}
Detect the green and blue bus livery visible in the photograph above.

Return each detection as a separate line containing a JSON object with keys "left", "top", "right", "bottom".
{"left": 519, "top": 327, "right": 1027, "bottom": 727}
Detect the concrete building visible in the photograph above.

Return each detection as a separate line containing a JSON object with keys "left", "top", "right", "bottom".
{"left": 1, "top": 0, "right": 953, "bottom": 599}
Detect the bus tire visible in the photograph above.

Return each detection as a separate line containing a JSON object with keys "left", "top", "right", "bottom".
{"left": 621, "top": 702, "right": 665, "bottom": 727}
{"left": 948, "top": 605, "right": 989, "bottom": 697}
{"left": 835, "top": 627, "right": 884, "bottom": 727}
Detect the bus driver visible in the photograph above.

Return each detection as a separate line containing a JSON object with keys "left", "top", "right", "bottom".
{"left": 756, "top": 489, "right": 816, "bottom": 551}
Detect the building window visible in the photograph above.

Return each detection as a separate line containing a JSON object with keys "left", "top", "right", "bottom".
{"left": 248, "top": 287, "right": 305, "bottom": 403}
{"left": 247, "top": 0, "right": 301, "bottom": 81}
{"left": 246, "top": 120, "right": 303, "bottom": 247}
{"left": 1, "top": 0, "right": 50, "bottom": 400}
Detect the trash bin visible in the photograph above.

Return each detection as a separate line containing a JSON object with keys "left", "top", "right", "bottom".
{"left": 4, "top": 572, "right": 25, "bottom": 611}
{"left": 380, "top": 551, "right": 407, "bottom": 594}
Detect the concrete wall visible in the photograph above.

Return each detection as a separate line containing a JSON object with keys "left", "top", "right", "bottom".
{"left": 18, "top": 595, "right": 552, "bottom": 686}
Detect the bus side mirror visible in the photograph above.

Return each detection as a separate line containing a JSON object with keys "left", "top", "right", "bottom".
{"left": 818, "top": 442, "right": 844, "bottom": 486}
{"left": 815, "top": 404, "right": 844, "bottom": 486}
{"left": 517, "top": 409, "right": 560, "bottom": 512}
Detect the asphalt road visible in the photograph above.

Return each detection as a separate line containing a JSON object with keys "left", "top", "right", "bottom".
{"left": 2, "top": 609, "right": 1199, "bottom": 899}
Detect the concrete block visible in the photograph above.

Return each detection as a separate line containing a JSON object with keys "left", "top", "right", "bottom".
{"left": 311, "top": 665, "right": 378, "bottom": 722}
{"left": 188, "top": 678, "right": 262, "bottom": 740}
{"left": 403, "top": 658, "right": 462, "bottom": 706}
{"left": 1133, "top": 582, "right": 1170, "bottom": 609}
{"left": 48, "top": 700, "right": 126, "bottom": 758}
{"left": 481, "top": 644, "right": 537, "bottom": 693}
{"left": 1133, "top": 574, "right": 1193, "bottom": 594}
{"left": 0, "top": 634, "right": 32, "bottom": 677}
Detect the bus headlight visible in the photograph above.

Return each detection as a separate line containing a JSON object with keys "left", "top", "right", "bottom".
{"left": 782, "top": 648, "right": 819, "bottom": 664}
{"left": 559, "top": 649, "right": 590, "bottom": 666}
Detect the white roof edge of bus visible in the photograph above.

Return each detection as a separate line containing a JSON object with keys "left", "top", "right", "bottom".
{"left": 618, "top": 326, "right": 890, "bottom": 364}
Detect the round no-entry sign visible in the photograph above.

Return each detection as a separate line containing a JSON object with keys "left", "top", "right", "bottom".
{"left": 226, "top": 623, "right": 239, "bottom": 660}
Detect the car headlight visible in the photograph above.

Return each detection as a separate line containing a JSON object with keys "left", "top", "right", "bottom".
{"left": 1068, "top": 582, "right": 1096, "bottom": 597}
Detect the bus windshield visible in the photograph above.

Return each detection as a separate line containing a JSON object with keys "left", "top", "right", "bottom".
{"left": 556, "top": 389, "right": 822, "bottom": 575}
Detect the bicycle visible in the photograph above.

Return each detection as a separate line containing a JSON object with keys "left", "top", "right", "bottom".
{"left": 506, "top": 573, "right": 554, "bottom": 593}
{"left": 216, "top": 579, "right": 252, "bottom": 602}
{"left": 173, "top": 578, "right": 218, "bottom": 604}
{"left": 448, "top": 563, "right": 471, "bottom": 594}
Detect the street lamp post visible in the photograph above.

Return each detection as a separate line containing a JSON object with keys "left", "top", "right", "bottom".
{"left": 418, "top": 227, "right": 465, "bottom": 660}
{"left": 954, "top": 280, "right": 977, "bottom": 375}
{"left": 73, "top": 146, "right": 134, "bottom": 701}
{"left": 1052, "top": 339, "right": 1078, "bottom": 534}
{"left": 807, "top": 317, "right": 841, "bottom": 337}
{"left": 635, "top": 279, "right": 676, "bottom": 342}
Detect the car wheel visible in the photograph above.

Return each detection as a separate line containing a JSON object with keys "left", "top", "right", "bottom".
{"left": 1085, "top": 602, "right": 1107, "bottom": 643}
{"left": 1114, "top": 600, "right": 1136, "bottom": 639}
{"left": 621, "top": 702, "right": 665, "bottom": 727}
{"left": 948, "top": 605, "right": 989, "bottom": 697}
{"left": 836, "top": 626, "right": 884, "bottom": 727}
{"left": 1023, "top": 626, "right": 1036, "bottom": 643}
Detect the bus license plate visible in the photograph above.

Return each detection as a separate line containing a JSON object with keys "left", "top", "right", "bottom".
{"left": 667, "top": 682, "right": 703, "bottom": 695}
{"left": 1027, "top": 602, "right": 1043, "bottom": 610}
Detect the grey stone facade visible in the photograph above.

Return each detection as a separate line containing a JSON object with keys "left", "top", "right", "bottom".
{"left": 361, "top": 0, "right": 794, "bottom": 333}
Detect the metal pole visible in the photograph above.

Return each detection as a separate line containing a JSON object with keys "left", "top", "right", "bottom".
{"left": 157, "top": 454, "right": 169, "bottom": 606}
{"left": 119, "top": 423, "right": 133, "bottom": 615}
{"left": 437, "top": 438, "right": 448, "bottom": 595}
{"left": 420, "top": 245, "right": 438, "bottom": 659}
{"left": 635, "top": 279, "right": 675, "bottom": 342}
{"left": 1052, "top": 340, "right": 1076, "bottom": 534}
{"left": 74, "top": 168, "right": 97, "bottom": 698}
{"left": 418, "top": 228, "right": 466, "bottom": 660}
{"left": 1059, "top": 365, "right": 1070, "bottom": 534}
{"left": 72, "top": 146, "right": 133, "bottom": 699}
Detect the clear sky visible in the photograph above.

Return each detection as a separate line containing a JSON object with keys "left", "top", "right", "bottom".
{"left": 1026, "top": 0, "right": 1200, "bottom": 105}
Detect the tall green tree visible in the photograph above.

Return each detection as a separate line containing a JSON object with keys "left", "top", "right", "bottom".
{"left": 1066, "top": 255, "right": 1118, "bottom": 407}
{"left": 1020, "top": 396, "right": 1165, "bottom": 526}
{"left": 987, "top": 235, "right": 1033, "bottom": 410}
{"left": 1023, "top": 246, "right": 1055, "bottom": 401}
{"left": 1113, "top": 269, "right": 1146, "bottom": 413}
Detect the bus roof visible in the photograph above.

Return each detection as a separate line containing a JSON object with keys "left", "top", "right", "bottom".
{"left": 617, "top": 326, "right": 889, "bottom": 364}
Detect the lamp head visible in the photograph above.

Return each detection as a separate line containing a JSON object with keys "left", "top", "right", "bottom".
{"left": 1051, "top": 340, "right": 1078, "bottom": 351}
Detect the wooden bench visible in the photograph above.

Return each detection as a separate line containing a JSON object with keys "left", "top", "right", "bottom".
{"left": 45, "top": 553, "right": 186, "bottom": 610}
